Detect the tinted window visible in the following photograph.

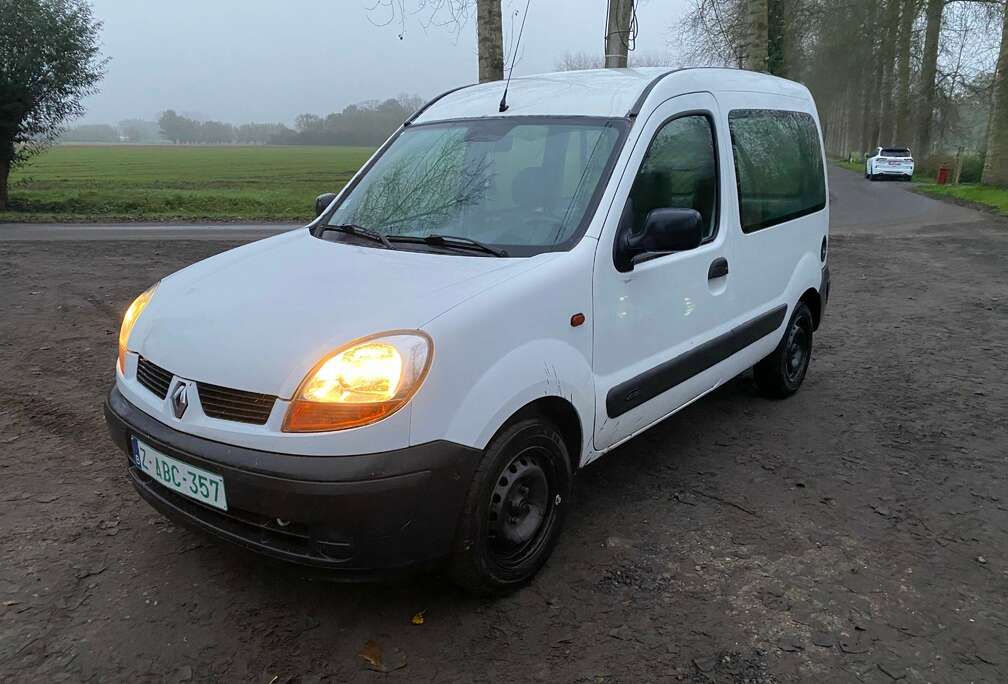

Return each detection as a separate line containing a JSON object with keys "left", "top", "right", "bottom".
{"left": 728, "top": 110, "right": 826, "bottom": 233}
{"left": 628, "top": 115, "right": 718, "bottom": 242}
{"left": 881, "top": 148, "right": 911, "bottom": 157}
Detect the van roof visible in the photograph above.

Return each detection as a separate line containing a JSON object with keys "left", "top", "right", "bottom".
{"left": 412, "top": 67, "right": 812, "bottom": 124}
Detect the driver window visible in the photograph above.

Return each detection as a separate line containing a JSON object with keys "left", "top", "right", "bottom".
{"left": 628, "top": 114, "right": 718, "bottom": 242}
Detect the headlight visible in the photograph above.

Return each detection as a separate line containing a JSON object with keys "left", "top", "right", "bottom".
{"left": 282, "top": 332, "right": 432, "bottom": 432}
{"left": 118, "top": 282, "right": 159, "bottom": 372}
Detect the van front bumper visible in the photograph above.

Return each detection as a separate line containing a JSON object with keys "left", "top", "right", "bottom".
{"left": 104, "top": 386, "right": 481, "bottom": 574}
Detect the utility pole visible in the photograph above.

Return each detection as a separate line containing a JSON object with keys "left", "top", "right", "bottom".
{"left": 604, "top": 0, "right": 634, "bottom": 68}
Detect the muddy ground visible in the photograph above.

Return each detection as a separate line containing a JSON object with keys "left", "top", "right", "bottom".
{"left": 2, "top": 171, "right": 1007, "bottom": 682}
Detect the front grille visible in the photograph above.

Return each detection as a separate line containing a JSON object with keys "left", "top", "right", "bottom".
{"left": 136, "top": 357, "right": 172, "bottom": 399}
{"left": 197, "top": 381, "right": 275, "bottom": 425}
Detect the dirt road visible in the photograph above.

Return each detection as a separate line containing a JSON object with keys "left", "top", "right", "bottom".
{"left": 2, "top": 168, "right": 1006, "bottom": 682}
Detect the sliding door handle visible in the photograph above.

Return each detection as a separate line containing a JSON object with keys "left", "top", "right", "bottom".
{"left": 708, "top": 257, "right": 729, "bottom": 280}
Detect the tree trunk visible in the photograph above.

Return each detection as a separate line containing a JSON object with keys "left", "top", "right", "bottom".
{"left": 767, "top": 0, "right": 787, "bottom": 77}
{"left": 982, "top": 3, "right": 1008, "bottom": 186}
{"left": 916, "top": 0, "right": 944, "bottom": 157}
{"left": 894, "top": 0, "right": 916, "bottom": 146}
{"left": 476, "top": 0, "right": 504, "bottom": 83}
{"left": 604, "top": 0, "right": 634, "bottom": 68}
{"left": 878, "top": 0, "right": 902, "bottom": 145}
{"left": 0, "top": 155, "right": 10, "bottom": 211}
{"left": 858, "top": 1, "right": 881, "bottom": 153}
{"left": 746, "top": 0, "right": 769, "bottom": 71}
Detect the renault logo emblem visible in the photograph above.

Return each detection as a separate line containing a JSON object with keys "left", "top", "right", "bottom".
{"left": 170, "top": 381, "right": 189, "bottom": 419}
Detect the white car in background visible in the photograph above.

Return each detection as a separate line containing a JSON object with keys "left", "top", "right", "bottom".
{"left": 866, "top": 147, "right": 914, "bottom": 181}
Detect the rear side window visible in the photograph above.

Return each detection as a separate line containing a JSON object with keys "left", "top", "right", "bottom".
{"left": 728, "top": 110, "right": 826, "bottom": 233}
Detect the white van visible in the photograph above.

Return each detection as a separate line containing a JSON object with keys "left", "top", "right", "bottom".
{"left": 104, "top": 68, "right": 830, "bottom": 592}
{"left": 866, "top": 146, "right": 914, "bottom": 180}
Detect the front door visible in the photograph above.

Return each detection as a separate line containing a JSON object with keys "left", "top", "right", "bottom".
{"left": 592, "top": 93, "right": 737, "bottom": 452}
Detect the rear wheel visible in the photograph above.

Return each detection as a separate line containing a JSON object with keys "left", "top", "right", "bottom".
{"left": 449, "top": 417, "right": 572, "bottom": 594}
{"left": 754, "top": 302, "right": 813, "bottom": 399}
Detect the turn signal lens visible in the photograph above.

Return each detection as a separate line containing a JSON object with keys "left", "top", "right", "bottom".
{"left": 118, "top": 283, "right": 159, "bottom": 372}
{"left": 283, "top": 332, "right": 432, "bottom": 432}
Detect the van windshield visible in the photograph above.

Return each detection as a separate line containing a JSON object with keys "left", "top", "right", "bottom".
{"left": 323, "top": 117, "right": 626, "bottom": 256}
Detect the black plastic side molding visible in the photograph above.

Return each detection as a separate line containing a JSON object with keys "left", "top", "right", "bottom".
{"left": 606, "top": 304, "right": 788, "bottom": 418}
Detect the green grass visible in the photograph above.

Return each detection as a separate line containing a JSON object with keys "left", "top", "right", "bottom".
{"left": 1, "top": 144, "right": 374, "bottom": 222}
{"left": 832, "top": 159, "right": 1008, "bottom": 216}
{"left": 832, "top": 159, "right": 864, "bottom": 174}
{"left": 912, "top": 182, "right": 1008, "bottom": 216}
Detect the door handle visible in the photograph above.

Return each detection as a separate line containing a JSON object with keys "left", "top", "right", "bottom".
{"left": 708, "top": 257, "right": 729, "bottom": 280}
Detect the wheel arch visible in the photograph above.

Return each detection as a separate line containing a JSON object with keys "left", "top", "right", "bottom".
{"left": 800, "top": 287, "right": 823, "bottom": 330}
{"left": 496, "top": 396, "right": 583, "bottom": 475}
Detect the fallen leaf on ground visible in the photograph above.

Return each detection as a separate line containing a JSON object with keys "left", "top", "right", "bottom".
{"left": 358, "top": 640, "right": 407, "bottom": 672}
{"left": 411, "top": 611, "right": 424, "bottom": 625}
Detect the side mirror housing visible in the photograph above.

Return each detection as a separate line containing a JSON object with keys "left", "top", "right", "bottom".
{"left": 315, "top": 192, "right": 337, "bottom": 217}
{"left": 614, "top": 207, "right": 703, "bottom": 272}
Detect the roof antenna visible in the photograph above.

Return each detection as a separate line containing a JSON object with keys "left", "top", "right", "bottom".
{"left": 499, "top": 0, "right": 532, "bottom": 113}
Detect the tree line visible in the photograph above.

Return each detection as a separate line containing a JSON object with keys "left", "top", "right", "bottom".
{"left": 154, "top": 97, "right": 425, "bottom": 146}
{"left": 679, "top": 0, "right": 1008, "bottom": 184}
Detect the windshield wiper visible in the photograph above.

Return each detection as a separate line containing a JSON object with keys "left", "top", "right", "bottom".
{"left": 389, "top": 234, "right": 508, "bottom": 257}
{"left": 320, "top": 223, "right": 392, "bottom": 249}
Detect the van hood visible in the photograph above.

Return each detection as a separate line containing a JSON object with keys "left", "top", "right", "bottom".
{"left": 130, "top": 228, "right": 553, "bottom": 398}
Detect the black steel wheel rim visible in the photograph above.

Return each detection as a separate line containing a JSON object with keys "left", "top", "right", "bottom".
{"left": 487, "top": 446, "right": 557, "bottom": 569}
{"left": 784, "top": 316, "right": 811, "bottom": 382}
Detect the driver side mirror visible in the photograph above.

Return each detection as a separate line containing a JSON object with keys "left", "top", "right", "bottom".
{"left": 315, "top": 192, "right": 337, "bottom": 217}
{"left": 614, "top": 207, "right": 703, "bottom": 272}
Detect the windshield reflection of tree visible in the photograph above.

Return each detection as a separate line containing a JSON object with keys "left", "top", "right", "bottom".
{"left": 345, "top": 131, "right": 491, "bottom": 236}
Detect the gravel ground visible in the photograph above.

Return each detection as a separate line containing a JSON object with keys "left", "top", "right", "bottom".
{"left": 1, "top": 169, "right": 1007, "bottom": 682}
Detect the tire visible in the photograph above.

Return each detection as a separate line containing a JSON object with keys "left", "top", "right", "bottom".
{"left": 753, "top": 302, "right": 814, "bottom": 399}
{"left": 449, "top": 417, "right": 572, "bottom": 594}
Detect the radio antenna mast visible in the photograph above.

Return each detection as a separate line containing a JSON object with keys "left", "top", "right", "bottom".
{"left": 499, "top": 0, "right": 532, "bottom": 113}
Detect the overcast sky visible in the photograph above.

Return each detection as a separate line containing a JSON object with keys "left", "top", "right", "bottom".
{"left": 80, "top": 0, "right": 689, "bottom": 125}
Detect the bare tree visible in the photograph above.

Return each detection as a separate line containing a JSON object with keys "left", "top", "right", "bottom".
{"left": 894, "top": 0, "right": 919, "bottom": 146}
{"left": 878, "top": 0, "right": 904, "bottom": 144}
{"left": 367, "top": 0, "right": 504, "bottom": 82}
{"left": 556, "top": 51, "right": 674, "bottom": 71}
{"left": 677, "top": 0, "right": 747, "bottom": 68}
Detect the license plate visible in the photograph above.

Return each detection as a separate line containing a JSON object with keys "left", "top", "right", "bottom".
{"left": 889, "top": 160, "right": 903, "bottom": 165}
{"left": 131, "top": 437, "right": 228, "bottom": 511}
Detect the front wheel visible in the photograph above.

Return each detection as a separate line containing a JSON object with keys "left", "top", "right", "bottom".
{"left": 753, "top": 302, "right": 814, "bottom": 399}
{"left": 449, "top": 417, "right": 572, "bottom": 594}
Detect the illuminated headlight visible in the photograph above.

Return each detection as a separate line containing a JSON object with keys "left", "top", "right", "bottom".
{"left": 118, "top": 283, "right": 159, "bottom": 372}
{"left": 282, "top": 332, "right": 432, "bottom": 432}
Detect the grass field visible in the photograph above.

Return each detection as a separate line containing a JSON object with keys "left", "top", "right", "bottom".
{"left": 1, "top": 144, "right": 374, "bottom": 222}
